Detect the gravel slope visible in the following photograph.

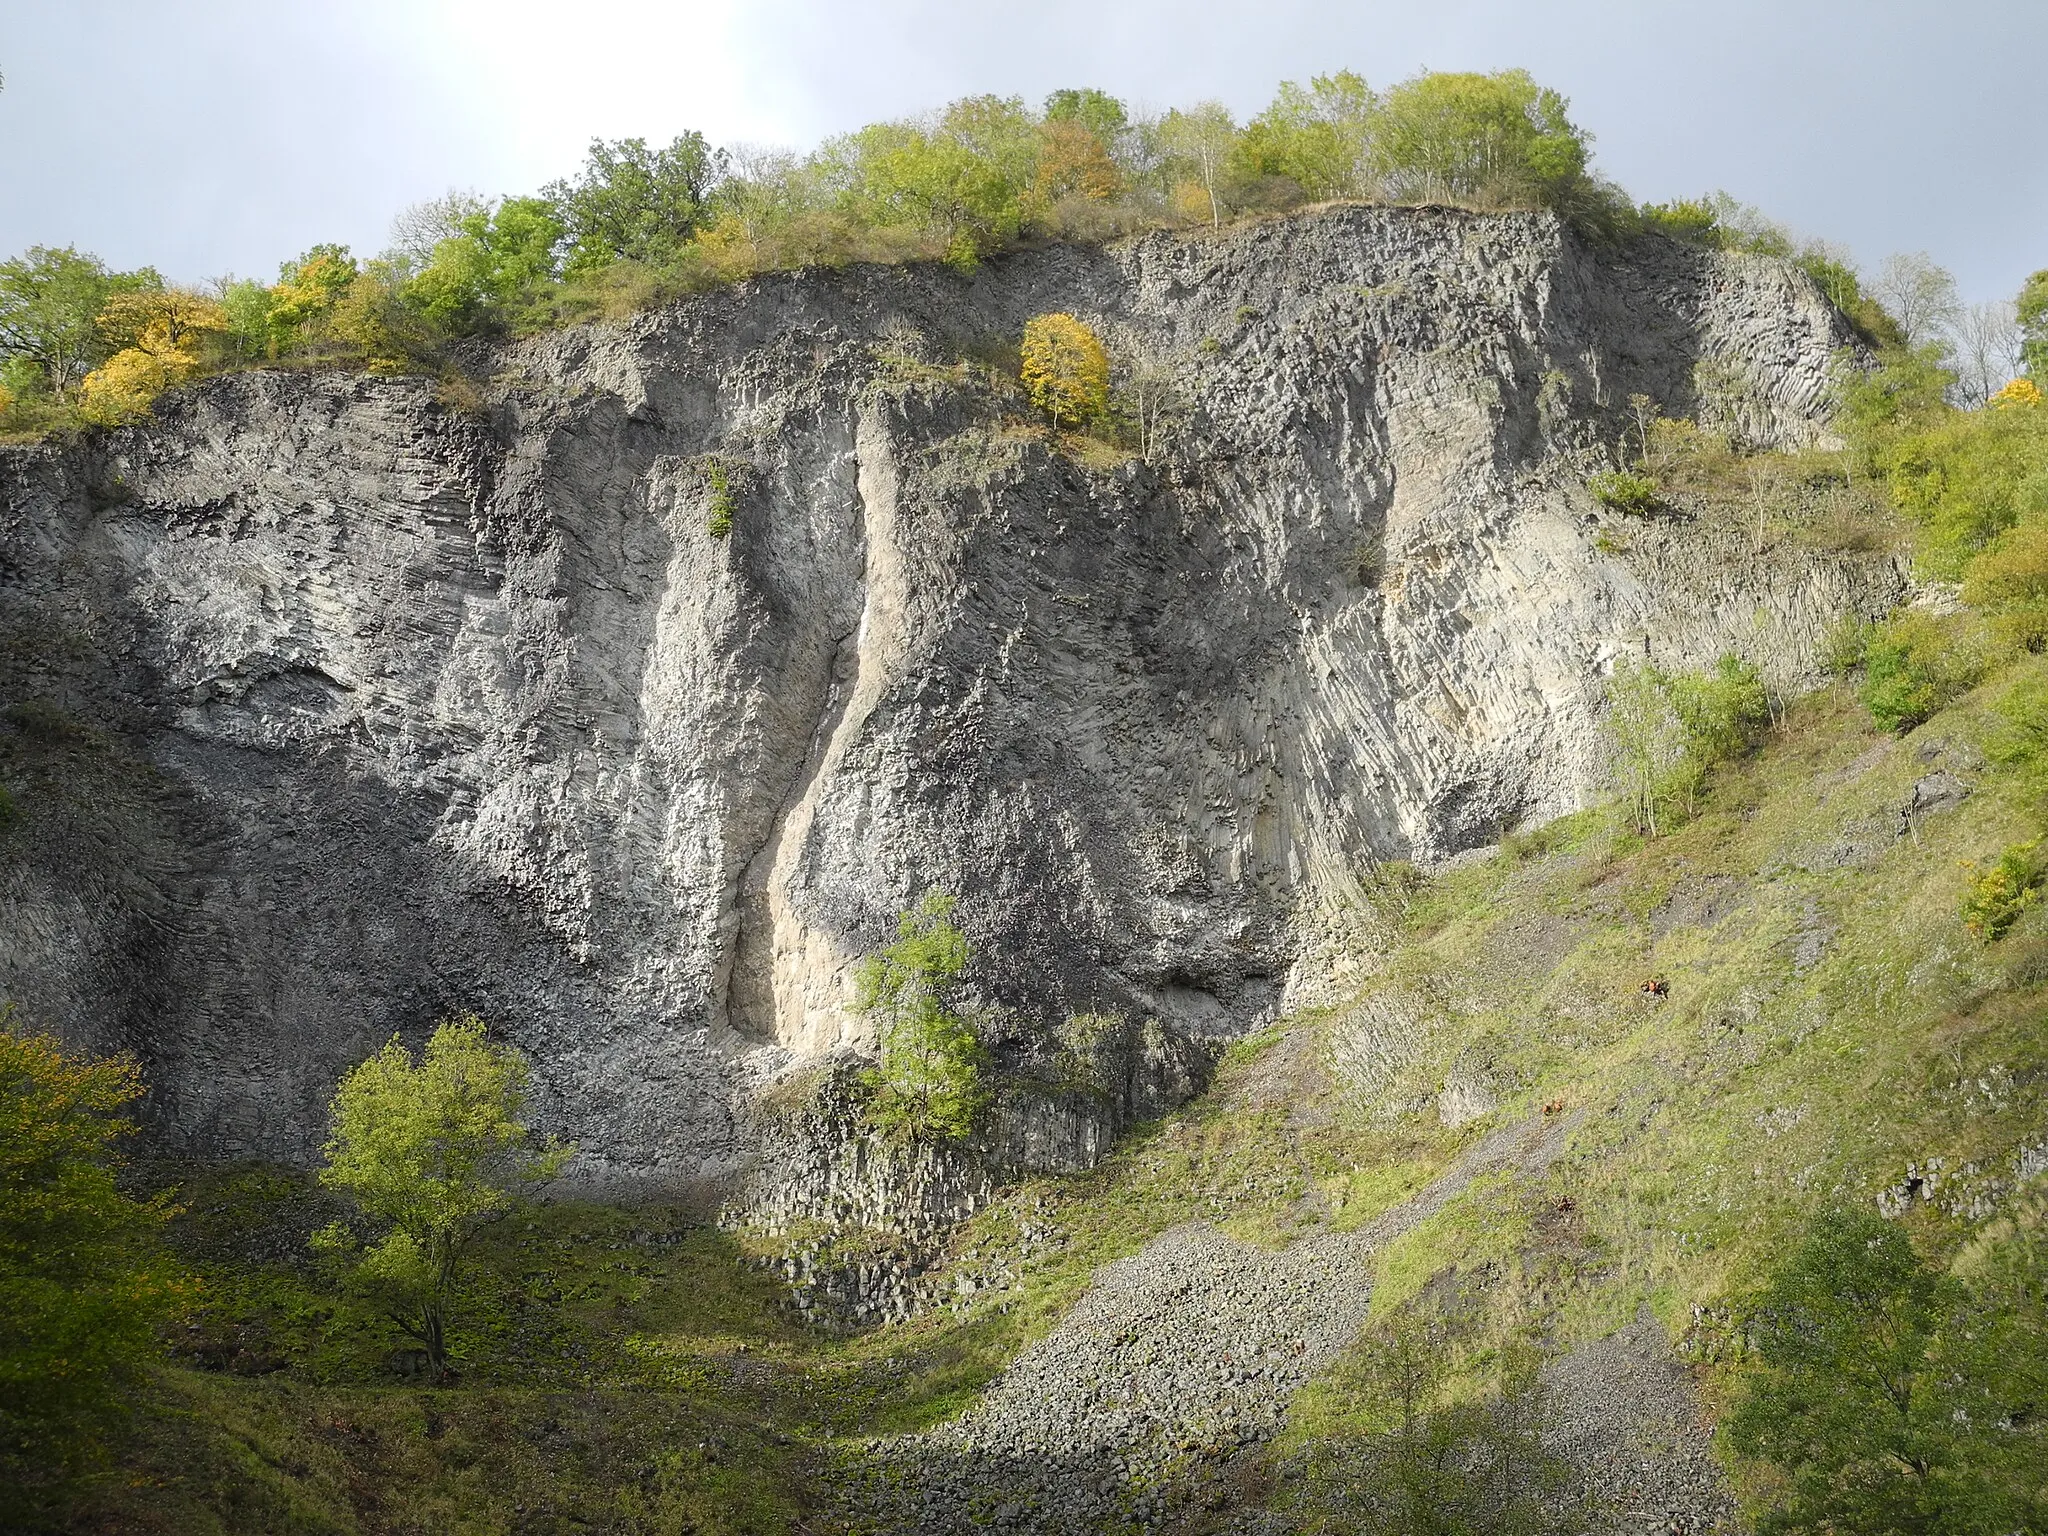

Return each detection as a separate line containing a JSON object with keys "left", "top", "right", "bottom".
{"left": 851, "top": 1111, "right": 1595, "bottom": 1533}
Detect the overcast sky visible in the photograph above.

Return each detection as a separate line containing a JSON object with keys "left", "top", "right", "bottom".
{"left": 0, "top": 0, "right": 2041, "bottom": 303}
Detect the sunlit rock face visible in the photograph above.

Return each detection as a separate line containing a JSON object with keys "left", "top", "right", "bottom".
{"left": 0, "top": 206, "right": 1901, "bottom": 1190}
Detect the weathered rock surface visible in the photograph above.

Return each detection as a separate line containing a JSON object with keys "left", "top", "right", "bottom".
{"left": 0, "top": 205, "right": 1904, "bottom": 1188}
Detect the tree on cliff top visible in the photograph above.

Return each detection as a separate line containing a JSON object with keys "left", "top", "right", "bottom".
{"left": 1366, "top": 69, "right": 1595, "bottom": 215}
{"left": 2020, "top": 268, "right": 2048, "bottom": 381}
{"left": 0, "top": 246, "right": 161, "bottom": 402}
{"left": 77, "top": 288, "right": 231, "bottom": 424}
{"left": 315, "top": 1014, "right": 568, "bottom": 1382}
{"left": 546, "top": 134, "right": 725, "bottom": 275}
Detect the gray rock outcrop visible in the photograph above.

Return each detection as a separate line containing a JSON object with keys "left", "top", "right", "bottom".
{"left": 0, "top": 205, "right": 1903, "bottom": 1191}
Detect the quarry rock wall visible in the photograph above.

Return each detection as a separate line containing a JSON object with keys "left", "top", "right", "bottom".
{"left": 0, "top": 206, "right": 1905, "bottom": 1191}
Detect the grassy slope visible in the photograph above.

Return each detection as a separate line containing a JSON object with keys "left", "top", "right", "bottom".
{"left": 1279, "top": 671, "right": 2048, "bottom": 1506}
{"left": 57, "top": 673, "right": 2048, "bottom": 1529}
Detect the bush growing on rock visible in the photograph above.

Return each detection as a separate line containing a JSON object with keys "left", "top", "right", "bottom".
{"left": 705, "top": 459, "right": 737, "bottom": 538}
{"left": 1019, "top": 312, "right": 1110, "bottom": 432}
{"left": 856, "top": 893, "right": 989, "bottom": 1143}
{"left": 1587, "top": 468, "right": 1661, "bottom": 515}
{"left": 1858, "top": 612, "right": 1988, "bottom": 733}
{"left": 1961, "top": 841, "right": 2045, "bottom": 940}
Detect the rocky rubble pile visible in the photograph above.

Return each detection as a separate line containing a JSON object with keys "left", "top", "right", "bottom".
{"left": 850, "top": 1113, "right": 1587, "bottom": 1532}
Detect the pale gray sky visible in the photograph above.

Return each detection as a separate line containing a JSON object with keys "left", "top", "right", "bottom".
{"left": 0, "top": 0, "right": 2041, "bottom": 302}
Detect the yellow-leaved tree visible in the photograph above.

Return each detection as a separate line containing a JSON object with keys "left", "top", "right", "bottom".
{"left": 1, "top": 1008, "right": 183, "bottom": 1519}
{"left": 78, "top": 289, "right": 228, "bottom": 423}
{"left": 1019, "top": 312, "right": 1110, "bottom": 432}
{"left": 1031, "top": 119, "right": 1123, "bottom": 208}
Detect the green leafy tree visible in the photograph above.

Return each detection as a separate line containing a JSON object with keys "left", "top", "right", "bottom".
{"left": 856, "top": 893, "right": 988, "bottom": 1143}
{"left": 222, "top": 244, "right": 360, "bottom": 361}
{"left": 1859, "top": 612, "right": 1987, "bottom": 732}
{"left": 269, "top": 244, "right": 359, "bottom": 337}
{"left": 315, "top": 1014, "right": 568, "bottom": 1381}
{"left": 834, "top": 96, "right": 1040, "bottom": 264}
{"left": 0, "top": 1009, "right": 179, "bottom": 1518}
{"left": 1605, "top": 658, "right": 1686, "bottom": 837}
{"left": 1725, "top": 1208, "right": 2047, "bottom": 1535}
{"left": 1365, "top": 69, "right": 1593, "bottom": 216}
{"left": 1156, "top": 101, "right": 1240, "bottom": 228}
{"left": 1233, "top": 71, "right": 1376, "bottom": 202}
{"left": 405, "top": 196, "right": 565, "bottom": 334}
{"left": 1666, "top": 654, "right": 1770, "bottom": 813}
{"left": 327, "top": 260, "right": 444, "bottom": 375}
{"left": 1602, "top": 654, "right": 1768, "bottom": 833}
{"left": 1042, "top": 87, "right": 1129, "bottom": 145}
{"left": 2019, "top": 268, "right": 2048, "bottom": 381}
{"left": 0, "top": 246, "right": 161, "bottom": 400}
{"left": 1294, "top": 1310, "right": 1591, "bottom": 1535}
{"left": 218, "top": 277, "right": 281, "bottom": 361}
{"left": 547, "top": 134, "right": 725, "bottom": 275}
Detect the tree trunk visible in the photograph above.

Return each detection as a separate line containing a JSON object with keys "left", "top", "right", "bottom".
{"left": 422, "top": 1300, "right": 447, "bottom": 1382}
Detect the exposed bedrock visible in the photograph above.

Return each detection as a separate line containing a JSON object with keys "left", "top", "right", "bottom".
{"left": 0, "top": 206, "right": 1904, "bottom": 1190}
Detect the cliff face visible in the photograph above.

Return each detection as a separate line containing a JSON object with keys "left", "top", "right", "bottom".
{"left": 0, "top": 206, "right": 1903, "bottom": 1190}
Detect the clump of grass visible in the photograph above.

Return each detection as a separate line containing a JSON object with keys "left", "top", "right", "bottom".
{"left": 1587, "top": 469, "right": 1661, "bottom": 515}
{"left": 706, "top": 459, "right": 736, "bottom": 538}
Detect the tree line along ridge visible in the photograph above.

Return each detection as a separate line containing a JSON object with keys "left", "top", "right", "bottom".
{"left": 5, "top": 65, "right": 2043, "bottom": 437}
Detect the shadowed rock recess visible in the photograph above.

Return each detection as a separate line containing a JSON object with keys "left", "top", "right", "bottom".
{"left": 0, "top": 206, "right": 1901, "bottom": 1197}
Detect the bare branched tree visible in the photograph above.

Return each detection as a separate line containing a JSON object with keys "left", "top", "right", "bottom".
{"left": 385, "top": 190, "right": 491, "bottom": 275}
{"left": 1872, "top": 252, "right": 1962, "bottom": 348}
{"left": 1944, "top": 299, "right": 2023, "bottom": 407}
{"left": 1157, "top": 102, "right": 1237, "bottom": 228}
